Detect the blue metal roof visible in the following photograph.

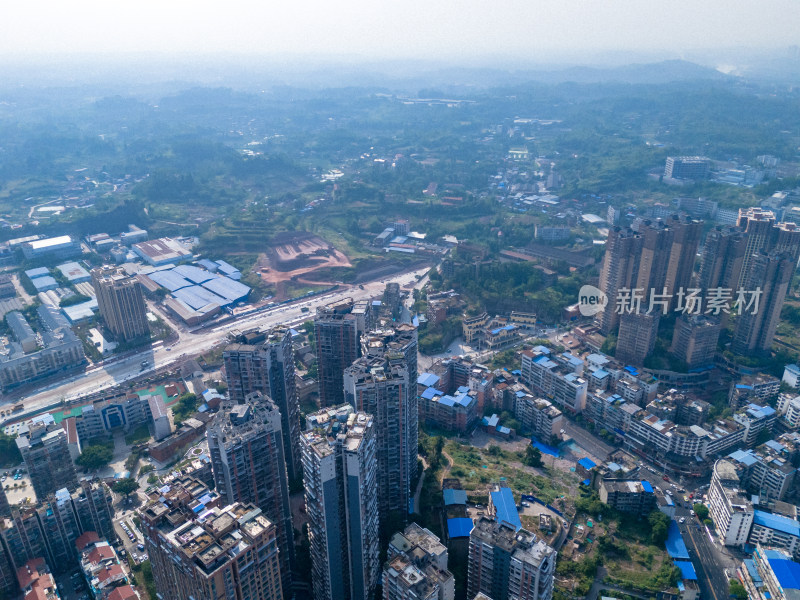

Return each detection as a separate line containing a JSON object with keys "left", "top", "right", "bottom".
{"left": 215, "top": 260, "right": 241, "bottom": 276}
{"left": 453, "top": 392, "right": 472, "bottom": 407}
{"left": 443, "top": 489, "right": 467, "bottom": 506}
{"left": 173, "top": 264, "right": 215, "bottom": 284}
{"left": 497, "top": 426, "right": 511, "bottom": 434}
{"left": 25, "top": 267, "right": 50, "bottom": 279}
{"left": 666, "top": 521, "right": 690, "bottom": 559}
{"left": 753, "top": 510, "right": 800, "bottom": 537}
{"left": 438, "top": 395, "right": 456, "bottom": 407}
{"left": 593, "top": 369, "right": 609, "bottom": 379}
{"left": 418, "top": 373, "right": 440, "bottom": 387}
{"left": 729, "top": 449, "right": 759, "bottom": 467}
{"left": 447, "top": 518, "right": 474, "bottom": 538}
{"left": 577, "top": 457, "right": 596, "bottom": 470}
{"left": 674, "top": 560, "right": 697, "bottom": 581}
{"left": 491, "top": 487, "right": 521, "bottom": 531}
{"left": 421, "top": 387, "right": 442, "bottom": 400}
{"left": 196, "top": 259, "right": 219, "bottom": 272}
{"left": 746, "top": 403, "right": 776, "bottom": 419}
{"left": 641, "top": 481, "right": 653, "bottom": 493}
{"left": 148, "top": 269, "right": 192, "bottom": 291}
{"left": 765, "top": 550, "right": 800, "bottom": 590}
{"left": 201, "top": 276, "right": 251, "bottom": 303}
{"left": 532, "top": 345, "right": 551, "bottom": 354}
{"left": 765, "top": 440, "right": 785, "bottom": 452}
{"left": 173, "top": 285, "right": 227, "bottom": 310}
{"left": 484, "top": 414, "right": 499, "bottom": 427}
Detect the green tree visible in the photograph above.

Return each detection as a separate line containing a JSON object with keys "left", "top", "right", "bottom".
{"left": 0, "top": 433, "right": 22, "bottom": 467}
{"left": 693, "top": 503, "right": 709, "bottom": 520}
{"left": 172, "top": 393, "right": 199, "bottom": 426}
{"left": 524, "top": 446, "right": 544, "bottom": 468}
{"left": 75, "top": 445, "right": 113, "bottom": 470}
{"left": 729, "top": 580, "right": 747, "bottom": 600}
{"left": 113, "top": 478, "right": 140, "bottom": 499}
{"left": 648, "top": 510, "right": 671, "bottom": 546}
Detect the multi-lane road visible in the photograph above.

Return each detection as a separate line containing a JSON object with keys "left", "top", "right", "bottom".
{"left": 1, "top": 267, "right": 430, "bottom": 418}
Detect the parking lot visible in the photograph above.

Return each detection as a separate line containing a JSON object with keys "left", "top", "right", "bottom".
{"left": 114, "top": 514, "right": 147, "bottom": 564}
{"left": 2, "top": 467, "right": 34, "bottom": 505}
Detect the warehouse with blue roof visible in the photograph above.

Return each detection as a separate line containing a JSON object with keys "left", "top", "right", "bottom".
{"left": 201, "top": 276, "right": 250, "bottom": 303}
{"left": 489, "top": 487, "right": 521, "bottom": 531}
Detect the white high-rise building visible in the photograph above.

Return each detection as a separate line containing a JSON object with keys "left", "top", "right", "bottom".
{"left": 708, "top": 459, "right": 754, "bottom": 547}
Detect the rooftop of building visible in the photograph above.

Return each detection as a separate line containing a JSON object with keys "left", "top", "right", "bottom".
{"left": 159, "top": 503, "right": 272, "bottom": 575}
{"left": 390, "top": 522, "right": 447, "bottom": 559}
{"left": 601, "top": 478, "right": 654, "bottom": 495}
{"left": 303, "top": 404, "right": 373, "bottom": 458}
{"left": 208, "top": 393, "right": 279, "bottom": 443}
{"left": 471, "top": 517, "right": 554, "bottom": 568}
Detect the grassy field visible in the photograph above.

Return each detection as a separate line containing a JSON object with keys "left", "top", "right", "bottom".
{"left": 445, "top": 440, "right": 578, "bottom": 506}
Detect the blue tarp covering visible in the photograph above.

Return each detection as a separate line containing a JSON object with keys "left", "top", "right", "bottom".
{"left": 447, "top": 518, "right": 474, "bottom": 538}
{"left": 666, "top": 520, "right": 690, "bottom": 559}
{"left": 674, "top": 560, "right": 697, "bottom": 580}
{"left": 765, "top": 549, "right": 800, "bottom": 590}
{"left": 641, "top": 481, "right": 654, "bottom": 493}
{"left": 531, "top": 439, "right": 559, "bottom": 457}
{"left": 581, "top": 479, "right": 591, "bottom": 486}
{"left": 754, "top": 510, "right": 800, "bottom": 537}
{"left": 491, "top": 487, "right": 521, "bottom": 531}
{"left": 443, "top": 489, "right": 467, "bottom": 506}
{"left": 578, "top": 457, "right": 596, "bottom": 470}
{"left": 418, "top": 373, "right": 440, "bottom": 387}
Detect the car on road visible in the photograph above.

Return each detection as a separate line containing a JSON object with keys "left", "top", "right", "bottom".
{"left": 137, "top": 543, "right": 145, "bottom": 551}
{"left": 679, "top": 517, "right": 686, "bottom": 524}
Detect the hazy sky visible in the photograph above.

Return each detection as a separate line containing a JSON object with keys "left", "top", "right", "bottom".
{"left": 2, "top": 0, "right": 798, "bottom": 63}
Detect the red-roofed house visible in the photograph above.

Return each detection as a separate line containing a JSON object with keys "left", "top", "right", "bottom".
{"left": 17, "top": 558, "right": 60, "bottom": 600}
{"left": 75, "top": 531, "right": 101, "bottom": 552}
{"left": 107, "top": 585, "right": 140, "bottom": 600}
{"left": 78, "top": 537, "right": 129, "bottom": 599}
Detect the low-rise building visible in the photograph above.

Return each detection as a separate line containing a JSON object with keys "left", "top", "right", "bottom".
{"left": 77, "top": 534, "right": 128, "bottom": 599}
{"left": 783, "top": 364, "right": 800, "bottom": 389}
{"left": 728, "top": 435, "right": 799, "bottom": 502}
{"left": 598, "top": 479, "right": 656, "bottom": 513}
{"left": 748, "top": 510, "right": 800, "bottom": 559}
{"left": 740, "top": 545, "right": 800, "bottom": 600}
{"left": 777, "top": 393, "right": 800, "bottom": 429}
{"left": 22, "top": 235, "right": 80, "bottom": 260}
{"left": 520, "top": 347, "right": 587, "bottom": 415}
{"left": 16, "top": 557, "right": 61, "bottom": 600}
{"left": 514, "top": 395, "right": 563, "bottom": 443}
{"left": 147, "top": 417, "right": 206, "bottom": 463}
{"left": 419, "top": 384, "right": 479, "bottom": 433}
{"left": 729, "top": 375, "right": 781, "bottom": 409}
{"left": 0, "top": 305, "right": 85, "bottom": 391}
